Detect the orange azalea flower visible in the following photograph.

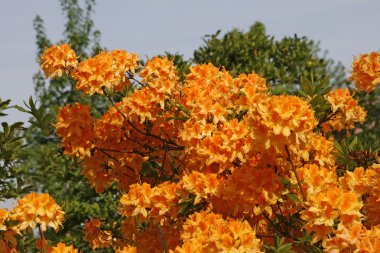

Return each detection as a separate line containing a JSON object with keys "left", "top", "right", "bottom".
{"left": 179, "top": 65, "right": 271, "bottom": 172}
{"left": 338, "top": 192, "right": 363, "bottom": 225}
{"left": 243, "top": 94, "right": 318, "bottom": 167}
{"left": 301, "top": 189, "right": 340, "bottom": 243}
{"left": 180, "top": 117, "right": 253, "bottom": 172}
{"left": 350, "top": 51, "right": 380, "bottom": 93}
{"left": 170, "top": 241, "right": 201, "bottom": 253}
{"left": 0, "top": 209, "right": 17, "bottom": 252}
{"left": 181, "top": 171, "right": 221, "bottom": 204}
{"left": 139, "top": 56, "right": 178, "bottom": 95}
{"left": 93, "top": 106, "right": 125, "bottom": 144}
{"left": 212, "top": 166, "right": 285, "bottom": 217}
{"left": 114, "top": 246, "right": 137, "bottom": 253}
{"left": 306, "top": 133, "right": 336, "bottom": 167}
{"left": 175, "top": 211, "right": 263, "bottom": 252}
{"left": 110, "top": 50, "right": 139, "bottom": 75}
{"left": 0, "top": 230, "right": 17, "bottom": 253}
{"left": 182, "top": 64, "right": 235, "bottom": 120}
{"left": 234, "top": 72, "right": 267, "bottom": 93}
{"left": 0, "top": 208, "right": 9, "bottom": 231}
{"left": 84, "top": 219, "right": 113, "bottom": 249}
{"left": 74, "top": 51, "right": 117, "bottom": 95}
{"left": 322, "top": 88, "right": 367, "bottom": 132}
{"left": 55, "top": 103, "right": 94, "bottom": 158}
{"left": 362, "top": 164, "right": 380, "bottom": 227}
{"left": 256, "top": 95, "right": 317, "bottom": 139}
{"left": 74, "top": 50, "right": 136, "bottom": 95}
{"left": 340, "top": 167, "right": 374, "bottom": 196}
{"left": 324, "top": 223, "right": 380, "bottom": 253}
{"left": 11, "top": 192, "right": 64, "bottom": 232}
{"left": 119, "top": 182, "right": 182, "bottom": 225}
{"left": 234, "top": 72, "right": 267, "bottom": 107}
{"left": 114, "top": 56, "right": 180, "bottom": 126}
{"left": 82, "top": 155, "right": 112, "bottom": 193}
{"left": 119, "top": 183, "right": 152, "bottom": 218}
{"left": 48, "top": 242, "right": 78, "bottom": 253}
{"left": 299, "top": 165, "right": 364, "bottom": 244}
{"left": 150, "top": 182, "right": 182, "bottom": 217}
{"left": 295, "top": 164, "right": 337, "bottom": 197}
{"left": 40, "top": 44, "right": 77, "bottom": 78}
{"left": 358, "top": 225, "right": 380, "bottom": 252}
{"left": 121, "top": 88, "right": 161, "bottom": 122}
{"left": 118, "top": 217, "right": 182, "bottom": 252}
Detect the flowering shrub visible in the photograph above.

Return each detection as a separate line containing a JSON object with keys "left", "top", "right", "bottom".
{"left": 2, "top": 45, "right": 380, "bottom": 252}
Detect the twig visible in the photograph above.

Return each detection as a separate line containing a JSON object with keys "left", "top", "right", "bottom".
{"left": 156, "top": 224, "right": 167, "bottom": 252}
{"left": 262, "top": 212, "right": 287, "bottom": 239}
{"left": 256, "top": 234, "right": 275, "bottom": 238}
{"left": 127, "top": 71, "right": 148, "bottom": 87}
{"left": 97, "top": 147, "right": 151, "bottom": 156}
{"left": 285, "top": 145, "right": 307, "bottom": 202}
{"left": 38, "top": 224, "right": 47, "bottom": 253}
{"left": 98, "top": 149, "right": 136, "bottom": 174}
{"left": 271, "top": 205, "right": 291, "bottom": 237}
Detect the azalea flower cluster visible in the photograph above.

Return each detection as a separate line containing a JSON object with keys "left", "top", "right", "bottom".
{"left": 322, "top": 88, "right": 367, "bottom": 132}
{"left": 74, "top": 50, "right": 139, "bottom": 95}
{"left": 172, "top": 211, "right": 263, "bottom": 253}
{"left": 35, "top": 44, "right": 380, "bottom": 252}
{"left": 40, "top": 44, "right": 78, "bottom": 78}
{"left": 84, "top": 218, "right": 113, "bottom": 249}
{"left": 293, "top": 164, "right": 380, "bottom": 251}
{"left": 350, "top": 51, "right": 380, "bottom": 93}
{"left": 37, "top": 242, "right": 78, "bottom": 253}
{"left": 0, "top": 193, "right": 74, "bottom": 252}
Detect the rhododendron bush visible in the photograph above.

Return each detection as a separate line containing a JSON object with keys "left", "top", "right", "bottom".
{"left": 1, "top": 43, "right": 380, "bottom": 252}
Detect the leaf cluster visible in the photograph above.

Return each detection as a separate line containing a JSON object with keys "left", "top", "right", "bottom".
{"left": 193, "top": 22, "right": 347, "bottom": 92}
{"left": 0, "top": 99, "right": 32, "bottom": 201}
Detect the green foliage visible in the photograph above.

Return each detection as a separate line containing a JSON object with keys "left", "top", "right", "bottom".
{"left": 193, "top": 22, "right": 347, "bottom": 93}
{"left": 177, "top": 194, "right": 203, "bottom": 218}
{"left": 140, "top": 160, "right": 163, "bottom": 180}
{"left": 298, "top": 75, "right": 332, "bottom": 124}
{"left": 354, "top": 89, "right": 380, "bottom": 146}
{"left": 264, "top": 235, "right": 296, "bottom": 253}
{"left": 0, "top": 99, "right": 32, "bottom": 201}
{"left": 334, "top": 136, "right": 379, "bottom": 174}
{"left": 15, "top": 97, "right": 55, "bottom": 136}
{"left": 293, "top": 231, "right": 323, "bottom": 253}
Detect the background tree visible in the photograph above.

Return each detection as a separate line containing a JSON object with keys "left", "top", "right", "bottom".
{"left": 193, "top": 21, "right": 347, "bottom": 93}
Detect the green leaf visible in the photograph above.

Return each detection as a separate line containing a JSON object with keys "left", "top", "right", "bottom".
{"left": 14, "top": 105, "right": 29, "bottom": 113}
{"left": 348, "top": 136, "right": 358, "bottom": 150}
{"left": 288, "top": 193, "right": 301, "bottom": 203}
{"left": 333, "top": 140, "right": 344, "bottom": 154}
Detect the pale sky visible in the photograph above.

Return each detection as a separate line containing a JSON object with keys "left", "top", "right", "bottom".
{"left": 1, "top": 0, "right": 379, "bottom": 124}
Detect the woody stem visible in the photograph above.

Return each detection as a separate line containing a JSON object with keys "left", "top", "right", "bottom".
{"left": 285, "top": 145, "right": 307, "bottom": 202}
{"left": 38, "top": 224, "right": 47, "bottom": 253}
